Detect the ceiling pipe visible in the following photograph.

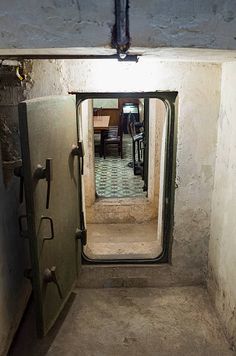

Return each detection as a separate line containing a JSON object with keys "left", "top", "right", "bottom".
{"left": 112, "top": 0, "right": 131, "bottom": 60}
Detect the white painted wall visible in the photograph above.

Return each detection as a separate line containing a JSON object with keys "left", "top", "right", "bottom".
{"left": 208, "top": 61, "right": 236, "bottom": 348}
{"left": 25, "top": 58, "right": 221, "bottom": 283}
{"left": 80, "top": 99, "right": 96, "bottom": 208}
{"left": 93, "top": 99, "right": 118, "bottom": 109}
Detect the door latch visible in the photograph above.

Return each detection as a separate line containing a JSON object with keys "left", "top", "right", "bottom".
{"left": 43, "top": 266, "right": 62, "bottom": 299}
{"left": 34, "top": 158, "right": 53, "bottom": 209}
{"left": 14, "top": 165, "right": 24, "bottom": 204}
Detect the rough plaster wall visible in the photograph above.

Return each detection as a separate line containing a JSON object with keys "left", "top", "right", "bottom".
{"left": 80, "top": 99, "right": 96, "bottom": 208}
{"left": 208, "top": 62, "right": 236, "bottom": 349}
{"left": 0, "top": 0, "right": 114, "bottom": 49}
{"left": 0, "top": 1, "right": 236, "bottom": 50}
{"left": 130, "top": 0, "right": 236, "bottom": 50}
{"left": 24, "top": 60, "right": 65, "bottom": 98}
{"left": 0, "top": 74, "right": 31, "bottom": 356}
{"left": 147, "top": 99, "right": 165, "bottom": 207}
{"left": 25, "top": 59, "right": 221, "bottom": 283}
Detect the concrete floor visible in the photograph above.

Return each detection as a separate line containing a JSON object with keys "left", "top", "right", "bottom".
{"left": 85, "top": 223, "right": 162, "bottom": 259}
{"left": 9, "top": 286, "right": 234, "bottom": 356}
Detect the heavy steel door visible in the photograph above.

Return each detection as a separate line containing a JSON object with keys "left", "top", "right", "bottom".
{"left": 18, "top": 96, "right": 80, "bottom": 337}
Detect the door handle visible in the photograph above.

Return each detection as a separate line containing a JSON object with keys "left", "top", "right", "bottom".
{"left": 43, "top": 266, "right": 62, "bottom": 299}
{"left": 34, "top": 158, "right": 53, "bottom": 209}
{"left": 40, "top": 216, "right": 54, "bottom": 241}
{"left": 14, "top": 165, "right": 24, "bottom": 204}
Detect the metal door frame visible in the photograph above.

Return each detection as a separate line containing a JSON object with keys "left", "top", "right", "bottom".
{"left": 71, "top": 91, "right": 178, "bottom": 264}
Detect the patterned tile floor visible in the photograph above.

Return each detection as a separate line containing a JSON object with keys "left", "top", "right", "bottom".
{"left": 95, "top": 134, "right": 146, "bottom": 198}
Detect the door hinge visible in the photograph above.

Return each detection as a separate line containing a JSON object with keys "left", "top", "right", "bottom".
{"left": 71, "top": 142, "right": 84, "bottom": 175}
{"left": 71, "top": 142, "right": 84, "bottom": 158}
{"left": 75, "top": 228, "right": 87, "bottom": 245}
{"left": 14, "top": 164, "right": 24, "bottom": 204}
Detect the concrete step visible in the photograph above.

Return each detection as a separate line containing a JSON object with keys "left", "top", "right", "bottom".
{"left": 77, "top": 264, "right": 204, "bottom": 289}
{"left": 84, "top": 223, "right": 162, "bottom": 260}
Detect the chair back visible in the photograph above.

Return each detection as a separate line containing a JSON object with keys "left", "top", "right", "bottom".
{"left": 118, "top": 113, "right": 124, "bottom": 138}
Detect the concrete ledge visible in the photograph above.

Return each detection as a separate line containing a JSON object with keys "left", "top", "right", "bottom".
{"left": 77, "top": 264, "right": 205, "bottom": 289}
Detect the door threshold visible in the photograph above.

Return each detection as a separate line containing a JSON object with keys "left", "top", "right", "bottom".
{"left": 81, "top": 249, "right": 168, "bottom": 265}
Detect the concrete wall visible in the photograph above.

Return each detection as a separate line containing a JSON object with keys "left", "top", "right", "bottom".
{"left": 0, "top": 0, "right": 236, "bottom": 50}
{"left": 0, "top": 0, "right": 114, "bottom": 49}
{"left": 25, "top": 58, "right": 221, "bottom": 284}
{"left": 0, "top": 71, "right": 31, "bottom": 356}
{"left": 130, "top": 0, "right": 236, "bottom": 50}
{"left": 208, "top": 62, "right": 236, "bottom": 349}
{"left": 147, "top": 99, "right": 166, "bottom": 209}
{"left": 80, "top": 99, "right": 96, "bottom": 209}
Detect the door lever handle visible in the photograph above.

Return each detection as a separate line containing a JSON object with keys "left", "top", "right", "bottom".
{"left": 14, "top": 165, "right": 24, "bottom": 204}
{"left": 34, "top": 158, "right": 53, "bottom": 209}
{"left": 43, "top": 266, "right": 62, "bottom": 299}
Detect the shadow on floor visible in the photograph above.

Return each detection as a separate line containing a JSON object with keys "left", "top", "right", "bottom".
{"left": 8, "top": 292, "right": 77, "bottom": 356}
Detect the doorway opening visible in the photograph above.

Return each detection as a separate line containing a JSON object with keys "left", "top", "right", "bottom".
{"left": 74, "top": 92, "right": 177, "bottom": 264}
{"left": 93, "top": 97, "right": 147, "bottom": 199}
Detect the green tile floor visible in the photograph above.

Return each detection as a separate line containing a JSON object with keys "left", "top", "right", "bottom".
{"left": 95, "top": 134, "right": 146, "bottom": 198}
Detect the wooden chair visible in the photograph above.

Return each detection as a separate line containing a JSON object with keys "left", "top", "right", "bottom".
{"left": 94, "top": 132, "right": 103, "bottom": 157}
{"left": 129, "top": 120, "right": 144, "bottom": 175}
{"left": 102, "top": 114, "right": 124, "bottom": 159}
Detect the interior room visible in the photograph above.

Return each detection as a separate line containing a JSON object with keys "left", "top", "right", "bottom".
{"left": 93, "top": 98, "right": 146, "bottom": 199}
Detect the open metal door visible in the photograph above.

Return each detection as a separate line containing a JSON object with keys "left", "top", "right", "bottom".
{"left": 18, "top": 96, "right": 80, "bottom": 337}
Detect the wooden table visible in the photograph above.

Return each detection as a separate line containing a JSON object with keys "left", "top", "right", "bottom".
{"left": 93, "top": 116, "right": 110, "bottom": 157}
{"left": 93, "top": 115, "right": 110, "bottom": 131}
